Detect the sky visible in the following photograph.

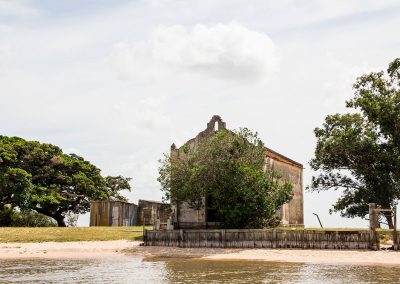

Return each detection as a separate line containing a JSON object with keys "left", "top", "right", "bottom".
{"left": 1, "top": 0, "right": 399, "bottom": 227}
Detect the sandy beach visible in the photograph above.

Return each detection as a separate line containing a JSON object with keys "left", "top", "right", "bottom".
{"left": 0, "top": 240, "right": 135, "bottom": 259}
{"left": 1, "top": 241, "right": 400, "bottom": 266}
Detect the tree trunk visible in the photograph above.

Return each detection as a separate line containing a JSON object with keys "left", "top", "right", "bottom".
{"left": 385, "top": 212, "right": 394, "bottom": 229}
{"left": 55, "top": 215, "right": 66, "bottom": 227}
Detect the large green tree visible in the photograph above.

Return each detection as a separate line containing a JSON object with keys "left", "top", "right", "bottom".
{"left": 309, "top": 58, "right": 400, "bottom": 228}
{"left": 0, "top": 136, "right": 131, "bottom": 226}
{"left": 158, "top": 128, "right": 293, "bottom": 229}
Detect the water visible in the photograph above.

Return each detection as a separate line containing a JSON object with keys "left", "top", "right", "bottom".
{"left": 1, "top": 257, "right": 400, "bottom": 283}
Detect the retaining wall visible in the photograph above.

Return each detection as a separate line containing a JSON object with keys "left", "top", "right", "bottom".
{"left": 144, "top": 229, "right": 373, "bottom": 249}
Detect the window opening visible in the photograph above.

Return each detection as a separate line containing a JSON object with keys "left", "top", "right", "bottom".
{"left": 214, "top": 121, "right": 219, "bottom": 131}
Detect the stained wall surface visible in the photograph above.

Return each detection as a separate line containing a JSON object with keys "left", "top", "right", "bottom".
{"left": 89, "top": 201, "right": 138, "bottom": 226}
{"left": 137, "top": 200, "right": 171, "bottom": 226}
{"left": 265, "top": 148, "right": 303, "bottom": 226}
{"left": 145, "top": 229, "right": 371, "bottom": 249}
{"left": 172, "top": 199, "right": 207, "bottom": 229}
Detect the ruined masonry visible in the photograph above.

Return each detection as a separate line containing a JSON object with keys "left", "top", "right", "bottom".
{"left": 170, "top": 115, "right": 304, "bottom": 229}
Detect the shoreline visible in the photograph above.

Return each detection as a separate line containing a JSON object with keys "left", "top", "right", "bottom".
{"left": 1, "top": 241, "right": 400, "bottom": 267}
{"left": 0, "top": 240, "right": 135, "bottom": 260}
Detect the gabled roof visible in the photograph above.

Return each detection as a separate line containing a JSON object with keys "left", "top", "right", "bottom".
{"left": 265, "top": 147, "right": 303, "bottom": 169}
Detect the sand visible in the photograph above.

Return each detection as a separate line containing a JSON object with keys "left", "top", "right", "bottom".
{"left": 203, "top": 249, "right": 400, "bottom": 266}
{"left": 0, "top": 240, "right": 135, "bottom": 259}
{"left": 1, "top": 241, "right": 400, "bottom": 266}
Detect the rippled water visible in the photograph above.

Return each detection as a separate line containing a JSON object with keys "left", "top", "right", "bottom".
{"left": 1, "top": 257, "right": 400, "bottom": 283}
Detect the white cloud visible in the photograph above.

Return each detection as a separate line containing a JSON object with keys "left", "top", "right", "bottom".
{"left": 110, "top": 23, "right": 276, "bottom": 82}
{"left": 0, "top": 0, "right": 39, "bottom": 18}
{"left": 0, "top": 45, "right": 11, "bottom": 57}
{"left": 63, "top": 148, "right": 81, "bottom": 156}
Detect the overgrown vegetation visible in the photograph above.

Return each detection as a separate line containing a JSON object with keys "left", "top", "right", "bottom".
{"left": 159, "top": 128, "right": 293, "bottom": 229}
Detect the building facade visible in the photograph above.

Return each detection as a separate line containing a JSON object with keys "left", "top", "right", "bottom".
{"left": 170, "top": 115, "right": 304, "bottom": 229}
{"left": 137, "top": 199, "right": 171, "bottom": 226}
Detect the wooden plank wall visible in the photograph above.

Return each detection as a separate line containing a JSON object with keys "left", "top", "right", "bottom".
{"left": 144, "top": 229, "right": 372, "bottom": 250}
{"left": 90, "top": 201, "right": 138, "bottom": 226}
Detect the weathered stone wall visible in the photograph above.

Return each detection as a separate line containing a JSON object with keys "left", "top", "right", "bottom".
{"left": 137, "top": 200, "right": 171, "bottom": 226}
{"left": 265, "top": 148, "right": 304, "bottom": 226}
{"left": 173, "top": 199, "right": 207, "bottom": 229}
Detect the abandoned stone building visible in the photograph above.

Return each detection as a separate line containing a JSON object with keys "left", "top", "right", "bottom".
{"left": 170, "top": 115, "right": 304, "bottom": 229}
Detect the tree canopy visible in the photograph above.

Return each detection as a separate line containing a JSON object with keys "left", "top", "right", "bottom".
{"left": 309, "top": 58, "right": 400, "bottom": 228}
{"left": 0, "top": 136, "right": 131, "bottom": 226}
{"left": 158, "top": 128, "right": 293, "bottom": 229}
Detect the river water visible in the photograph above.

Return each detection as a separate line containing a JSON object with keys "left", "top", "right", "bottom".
{"left": 1, "top": 257, "right": 399, "bottom": 283}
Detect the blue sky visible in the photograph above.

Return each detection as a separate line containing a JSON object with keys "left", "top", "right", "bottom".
{"left": 1, "top": 0, "right": 399, "bottom": 227}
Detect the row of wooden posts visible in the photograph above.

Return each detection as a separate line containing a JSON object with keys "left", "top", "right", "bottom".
{"left": 143, "top": 204, "right": 399, "bottom": 250}
{"left": 144, "top": 229, "right": 387, "bottom": 249}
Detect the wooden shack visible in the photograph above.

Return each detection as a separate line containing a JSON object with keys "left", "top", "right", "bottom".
{"left": 90, "top": 201, "right": 138, "bottom": 226}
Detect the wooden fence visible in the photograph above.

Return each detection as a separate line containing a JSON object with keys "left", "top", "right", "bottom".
{"left": 144, "top": 229, "right": 373, "bottom": 250}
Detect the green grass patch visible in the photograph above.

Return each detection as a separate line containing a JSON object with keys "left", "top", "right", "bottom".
{"left": 0, "top": 226, "right": 151, "bottom": 243}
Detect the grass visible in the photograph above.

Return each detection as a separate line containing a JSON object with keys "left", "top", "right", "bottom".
{"left": 0, "top": 226, "right": 151, "bottom": 243}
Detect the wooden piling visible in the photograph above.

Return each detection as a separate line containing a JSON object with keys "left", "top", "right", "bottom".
{"left": 144, "top": 229, "right": 373, "bottom": 250}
